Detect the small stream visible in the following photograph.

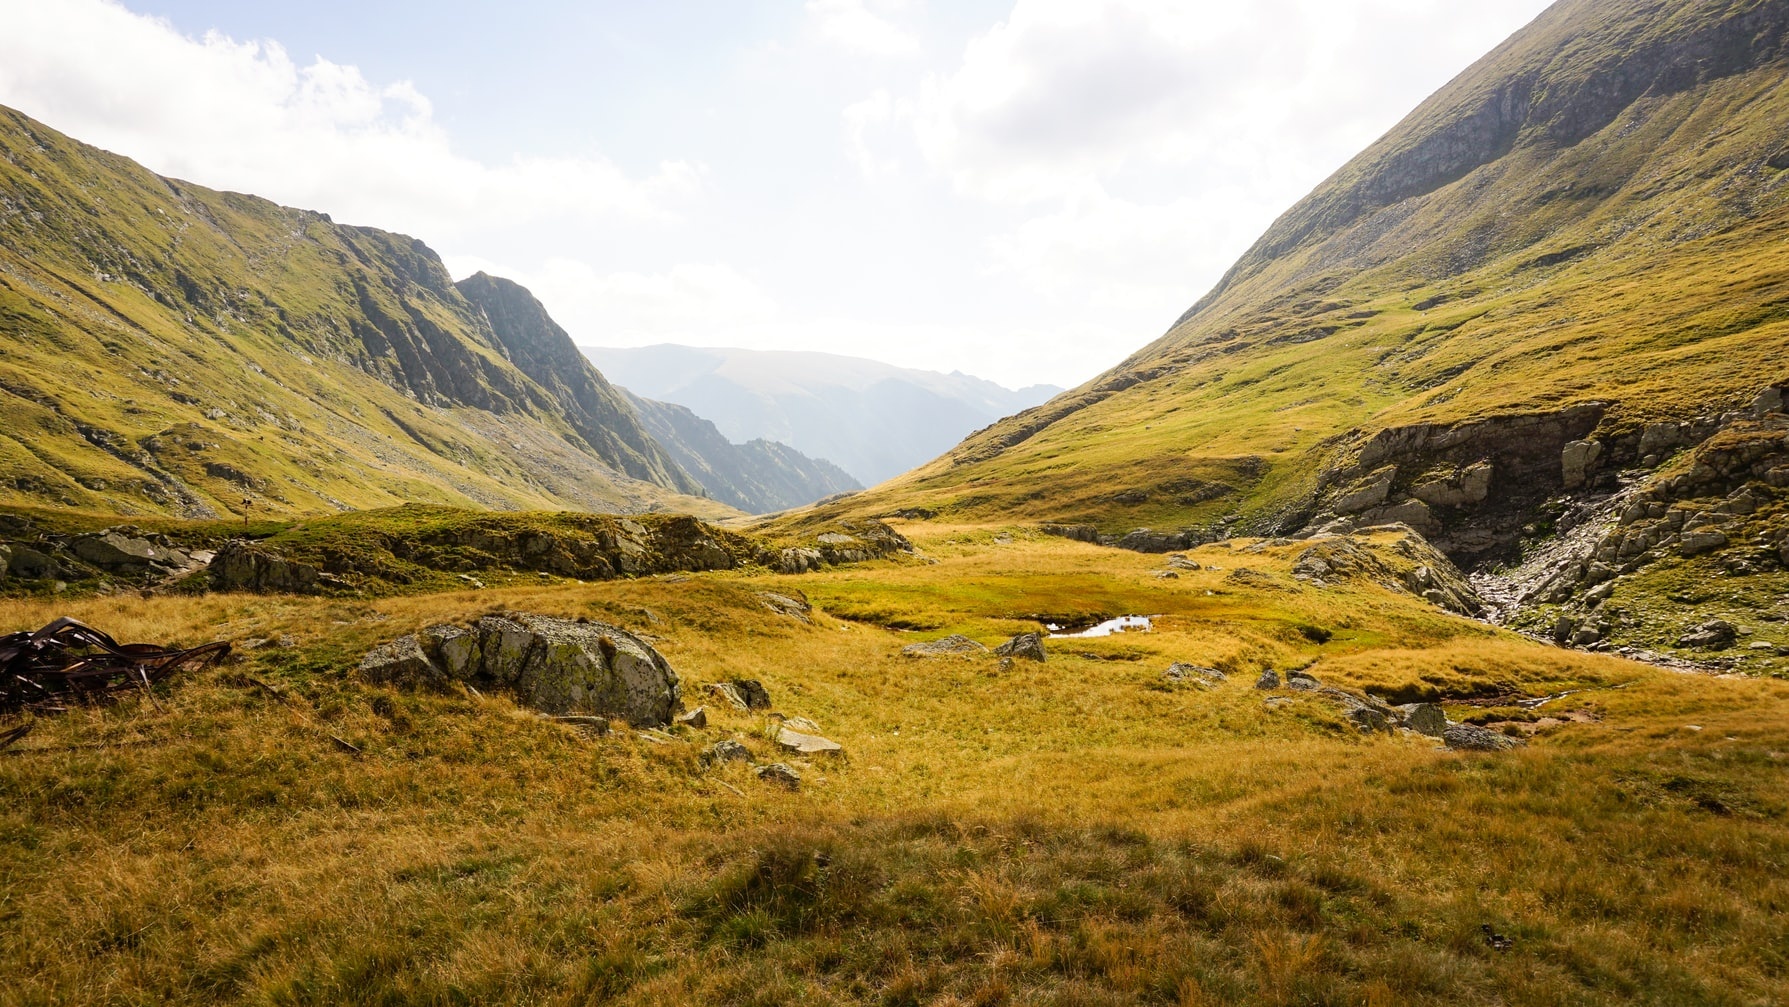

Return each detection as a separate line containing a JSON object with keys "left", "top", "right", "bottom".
{"left": 1047, "top": 615, "right": 1155, "bottom": 639}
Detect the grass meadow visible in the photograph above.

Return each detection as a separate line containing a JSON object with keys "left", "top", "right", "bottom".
{"left": 1, "top": 525, "right": 1785, "bottom": 1005}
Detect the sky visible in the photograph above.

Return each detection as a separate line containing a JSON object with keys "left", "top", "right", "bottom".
{"left": 0, "top": 0, "right": 1555, "bottom": 390}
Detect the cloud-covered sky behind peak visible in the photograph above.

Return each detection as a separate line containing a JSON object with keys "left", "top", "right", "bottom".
{"left": 0, "top": 0, "right": 1554, "bottom": 389}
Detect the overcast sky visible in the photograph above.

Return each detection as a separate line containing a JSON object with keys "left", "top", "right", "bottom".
{"left": 0, "top": 0, "right": 1553, "bottom": 389}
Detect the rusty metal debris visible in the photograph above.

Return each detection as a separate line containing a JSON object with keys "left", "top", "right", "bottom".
{"left": 1, "top": 617, "right": 230, "bottom": 714}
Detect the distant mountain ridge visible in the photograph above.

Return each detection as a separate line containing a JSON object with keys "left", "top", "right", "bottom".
{"left": 622, "top": 391, "right": 860, "bottom": 514}
{"left": 0, "top": 103, "right": 723, "bottom": 519}
{"left": 580, "top": 344, "right": 1061, "bottom": 486}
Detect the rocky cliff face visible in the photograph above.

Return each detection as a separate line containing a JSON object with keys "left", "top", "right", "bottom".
{"left": 622, "top": 391, "right": 861, "bottom": 514}
{"left": 454, "top": 273, "right": 699, "bottom": 495}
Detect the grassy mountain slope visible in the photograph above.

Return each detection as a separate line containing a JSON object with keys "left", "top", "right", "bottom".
{"left": 0, "top": 105, "right": 723, "bottom": 521}
{"left": 825, "top": 0, "right": 1789, "bottom": 536}
{"left": 623, "top": 390, "right": 861, "bottom": 514}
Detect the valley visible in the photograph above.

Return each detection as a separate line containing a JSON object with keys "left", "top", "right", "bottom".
{"left": 2, "top": 0, "right": 1788, "bottom": 1003}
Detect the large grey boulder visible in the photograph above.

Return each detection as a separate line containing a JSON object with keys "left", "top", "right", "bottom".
{"left": 358, "top": 612, "right": 681, "bottom": 726}
{"left": 1285, "top": 669, "right": 1321, "bottom": 691}
{"left": 476, "top": 614, "right": 680, "bottom": 724}
{"left": 71, "top": 531, "right": 163, "bottom": 572}
{"left": 994, "top": 632, "right": 1047, "bottom": 662}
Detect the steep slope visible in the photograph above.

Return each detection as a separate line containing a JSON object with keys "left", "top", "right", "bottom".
{"left": 0, "top": 104, "right": 725, "bottom": 520}
{"left": 805, "top": 0, "right": 1789, "bottom": 665}
{"left": 831, "top": 0, "right": 1788, "bottom": 531}
{"left": 622, "top": 390, "right": 861, "bottom": 513}
{"left": 581, "top": 344, "right": 1061, "bottom": 485}
{"left": 452, "top": 274, "right": 698, "bottom": 496}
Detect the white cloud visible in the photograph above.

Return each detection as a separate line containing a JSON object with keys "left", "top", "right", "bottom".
{"left": 838, "top": 0, "right": 1555, "bottom": 374}
{"left": 805, "top": 0, "right": 921, "bottom": 58}
{"left": 874, "top": 0, "right": 1552, "bottom": 204}
{"left": 446, "top": 257, "right": 780, "bottom": 347}
{"left": 0, "top": 0, "right": 703, "bottom": 241}
{"left": 985, "top": 181, "right": 1261, "bottom": 316}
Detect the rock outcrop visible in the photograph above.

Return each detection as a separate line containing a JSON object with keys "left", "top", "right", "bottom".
{"left": 994, "top": 632, "right": 1048, "bottom": 662}
{"left": 1291, "top": 529, "right": 1482, "bottom": 616}
{"left": 902, "top": 635, "right": 989, "bottom": 658}
{"left": 358, "top": 612, "right": 680, "bottom": 726}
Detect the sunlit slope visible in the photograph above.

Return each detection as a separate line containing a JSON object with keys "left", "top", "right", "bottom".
{"left": 0, "top": 106, "right": 715, "bottom": 520}
{"left": 830, "top": 0, "right": 1789, "bottom": 533}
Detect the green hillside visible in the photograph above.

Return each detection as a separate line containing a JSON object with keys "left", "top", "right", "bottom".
{"left": 830, "top": 0, "right": 1789, "bottom": 537}
{"left": 0, "top": 106, "right": 720, "bottom": 521}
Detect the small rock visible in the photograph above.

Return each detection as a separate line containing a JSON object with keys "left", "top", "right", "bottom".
{"left": 994, "top": 632, "right": 1047, "bottom": 662}
{"left": 1679, "top": 531, "right": 1729, "bottom": 557}
{"left": 1753, "top": 385, "right": 1784, "bottom": 418}
{"left": 1443, "top": 723, "right": 1524, "bottom": 752}
{"left": 1285, "top": 670, "right": 1321, "bottom": 691}
{"left": 1676, "top": 619, "right": 1737, "bottom": 651}
{"left": 784, "top": 715, "right": 821, "bottom": 733}
{"left": 1153, "top": 570, "right": 1180, "bottom": 579}
{"left": 1165, "top": 555, "right": 1201, "bottom": 571}
{"left": 552, "top": 715, "right": 611, "bottom": 736}
{"left": 758, "top": 591, "right": 812, "bottom": 622}
{"left": 706, "top": 682, "right": 749, "bottom": 710}
{"left": 755, "top": 762, "right": 801, "bottom": 788}
{"left": 1561, "top": 439, "right": 1603, "bottom": 490}
{"left": 676, "top": 706, "right": 708, "bottom": 728}
{"left": 1348, "top": 706, "right": 1393, "bottom": 733}
{"left": 1163, "top": 662, "right": 1225, "bottom": 686}
{"left": 704, "top": 739, "right": 751, "bottom": 764}
{"left": 1399, "top": 703, "right": 1448, "bottom": 738}
{"left": 902, "top": 634, "right": 989, "bottom": 658}
{"left": 776, "top": 727, "right": 843, "bottom": 756}
{"left": 1255, "top": 669, "right": 1281, "bottom": 690}
{"left": 730, "top": 679, "right": 772, "bottom": 710}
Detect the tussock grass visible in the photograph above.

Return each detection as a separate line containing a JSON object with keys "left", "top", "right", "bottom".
{"left": 2, "top": 529, "right": 1786, "bottom": 1003}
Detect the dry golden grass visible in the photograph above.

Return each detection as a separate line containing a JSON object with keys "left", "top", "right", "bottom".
{"left": 2, "top": 527, "right": 1786, "bottom": 1004}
